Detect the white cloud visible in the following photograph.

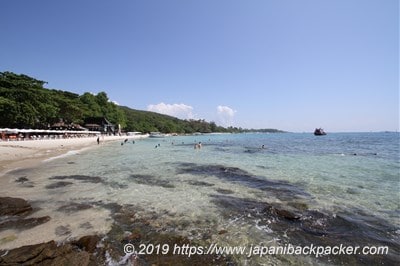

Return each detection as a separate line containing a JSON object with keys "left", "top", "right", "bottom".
{"left": 147, "top": 102, "right": 194, "bottom": 119}
{"left": 216, "top": 105, "right": 236, "bottom": 126}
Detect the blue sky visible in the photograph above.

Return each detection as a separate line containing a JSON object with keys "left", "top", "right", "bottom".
{"left": 1, "top": 0, "right": 398, "bottom": 132}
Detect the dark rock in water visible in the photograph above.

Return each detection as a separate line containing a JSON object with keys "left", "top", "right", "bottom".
{"left": 176, "top": 163, "right": 310, "bottom": 200}
{"left": 0, "top": 197, "right": 50, "bottom": 232}
{"left": 15, "top": 177, "right": 35, "bottom": 188}
{"left": 73, "top": 235, "right": 101, "bottom": 253}
{"left": 177, "top": 163, "right": 253, "bottom": 180}
{"left": 129, "top": 174, "right": 175, "bottom": 188}
{"left": 0, "top": 240, "right": 90, "bottom": 265}
{"left": 215, "top": 188, "right": 234, "bottom": 194}
{"left": 287, "top": 201, "right": 309, "bottom": 211}
{"left": 0, "top": 197, "right": 32, "bottom": 216}
{"left": 210, "top": 195, "right": 265, "bottom": 218}
{"left": 187, "top": 180, "right": 215, "bottom": 187}
{"left": 97, "top": 202, "right": 123, "bottom": 214}
{"left": 57, "top": 202, "right": 93, "bottom": 213}
{"left": 49, "top": 175, "right": 104, "bottom": 184}
{"left": 15, "top": 176, "right": 29, "bottom": 183}
{"left": 103, "top": 204, "right": 235, "bottom": 266}
{"left": 126, "top": 228, "right": 142, "bottom": 241}
{"left": 0, "top": 216, "right": 50, "bottom": 231}
{"left": 211, "top": 194, "right": 400, "bottom": 265}
{"left": 0, "top": 198, "right": 104, "bottom": 264}
{"left": 218, "top": 229, "right": 228, "bottom": 235}
{"left": 45, "top": 181, "right": 73, "bottom": 189}
{"left": 264, "top": 206, "right": 301, "bottom": 221}
{"left": 128, "top": 174, "right": 154, "bottom": 180}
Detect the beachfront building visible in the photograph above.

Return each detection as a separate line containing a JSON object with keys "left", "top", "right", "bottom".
{"left": 50, "top": 119, "right": 88, "bottom": 131}
{"left": 84, "top": 117, "right": 115, "bottom": 134}
{"left": 0, "top": 128, "right": 100, "bottom": 141}
{"left": 0, "top": 117, "right": 115, "bottom": 141}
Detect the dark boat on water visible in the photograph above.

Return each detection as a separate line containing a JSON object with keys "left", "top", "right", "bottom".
{"left": 314, "top": 128, "right": 327, "bottom": 136}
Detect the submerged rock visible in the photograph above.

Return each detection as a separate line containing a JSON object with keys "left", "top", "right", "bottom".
{"left": 103, "top": 204, "right": 235, "bottom": 265}
{"left": 45, "top": 181, "right": 73, "bottom": 189}
{"left": 211, "top": 194, "right": 400, "bottom": 265}
{"left": 0, "top": 216, "right": 51, "bottom": 231}
{"left": 73, "top": 235, "right": 101, "bottom": 253}
{"left": 218, "top": 229, "right": 228, "bottom": 235}
{"left": 14, "top": 176, "right": 35, "bottom": 188}
{"left": 129, "top": 174, "right": 175, "bottom": 188}
{"left": 57, "top": 202, "right": 93, "bottom": 213}
{"left": 187, "top": 180, "right": 215, "bottom": 187}
{"left": 0, "top": 197, "right": 32, "bottom": 216}
{"left": 263, "top": 206, "right": 302, "bottom": 221}
{"left": 0, "top": 240, "right": 90, "bottom": 266}
{"left": 176, "top": 163, "right": 310, "bottom": 200}
{"left": 0, "top": 197, "right": 51, "bottom": 232}
{"left": 215, "top": 188, "right": 234, "bottom": 194}
{"left": 14, "top": 176, "right": 29, "bottom": 183}
{"left": 49, "top": 175, "right": 104, "bottom": 184}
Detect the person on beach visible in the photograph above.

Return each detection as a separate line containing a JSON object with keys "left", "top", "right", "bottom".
{"left": 97, "top": 136, "right": 100, "bottom": 145}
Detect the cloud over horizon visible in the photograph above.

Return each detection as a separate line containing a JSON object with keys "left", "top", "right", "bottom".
{"left": 216, "top": 105, "right": 236, "bottom": 127}
{"left": 147, "top": 103, "right": 237, "bottom": 127}
{"left": 147, "top": 102, "right": 194, "bottom": 119}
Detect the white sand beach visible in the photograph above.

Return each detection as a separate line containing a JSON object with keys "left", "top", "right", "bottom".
{"left": 0, "top": 135, "right": 148, "bottom": 174}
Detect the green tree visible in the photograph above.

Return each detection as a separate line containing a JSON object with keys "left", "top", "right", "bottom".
{"left": 0, "top": 97, "right": 18, "bottom": 127}
{"left": 80, "top": 93, "right": 102, "bottom": 117}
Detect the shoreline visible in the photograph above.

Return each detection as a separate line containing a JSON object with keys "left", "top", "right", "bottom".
{"left": 0, "top": 135, "right": 149, "bottom": 175}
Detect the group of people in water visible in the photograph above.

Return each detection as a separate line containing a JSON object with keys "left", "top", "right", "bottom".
{"left": 111, "top": 137, "right": 268, "bottom": 152}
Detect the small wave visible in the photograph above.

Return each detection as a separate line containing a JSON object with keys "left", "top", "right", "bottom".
{"left": 43, "top": 150, "right": 81, "bottom": 162}
{"left": 255, "top": 219, "right": 273, "bottom": 233}
{"left": 106, "top": 250, "right": 133, "bottom": 266}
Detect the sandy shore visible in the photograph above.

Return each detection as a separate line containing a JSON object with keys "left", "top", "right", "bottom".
{"left": 0, "top": 135, "right": 148, "bottom": 175}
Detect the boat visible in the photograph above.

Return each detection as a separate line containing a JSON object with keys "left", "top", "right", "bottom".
{"left": 314, "top": 128, "right": 327, "bottom": 136}
{"left": 149, "top": 132, "right": 167, "bottom": 138}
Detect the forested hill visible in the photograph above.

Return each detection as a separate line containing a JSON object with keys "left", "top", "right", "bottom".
{"left": 0, "top": 71, "right": 284, "bottom": 134}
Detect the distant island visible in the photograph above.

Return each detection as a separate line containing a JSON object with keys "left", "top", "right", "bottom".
{"left": 0, "top": 71, "right": 285, "bottom": 134}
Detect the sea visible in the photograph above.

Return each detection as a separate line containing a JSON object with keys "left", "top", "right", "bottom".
{"left": 1, "top": 132, "right": 399, "bottom": 265}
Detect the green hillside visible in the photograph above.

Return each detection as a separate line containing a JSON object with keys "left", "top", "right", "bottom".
{"left": 0, "top": 71, "right": 284, "bottom": 134}
{"left": 120, "top": 106, "right": 230, "bottom": 133}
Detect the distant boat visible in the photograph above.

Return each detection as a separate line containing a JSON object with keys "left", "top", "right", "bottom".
{"left": 149, "top": 132, "right": 167, "bottom": 138}
{"left": 314, "top": 128, "right": 327, "bottom": 136}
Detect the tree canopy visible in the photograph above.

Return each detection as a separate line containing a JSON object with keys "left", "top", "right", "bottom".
{"left": 0, "top": 71, "right": 284, "bottom": 134}
{"left": 0, "top": 72, "right": 125, "bottom": 129}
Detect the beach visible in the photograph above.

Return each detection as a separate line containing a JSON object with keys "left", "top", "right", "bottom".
{"left": 0, "top": 135, "right": 148, "bottom": 175}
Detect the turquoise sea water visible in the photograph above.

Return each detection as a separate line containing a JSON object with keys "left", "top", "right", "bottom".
{"left": 1, "top": 132, "right": 399, "bottom": 265}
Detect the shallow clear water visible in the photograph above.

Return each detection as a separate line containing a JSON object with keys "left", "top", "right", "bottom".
{"left": 1, "top": 132, "right": 399, "bottom": 265}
